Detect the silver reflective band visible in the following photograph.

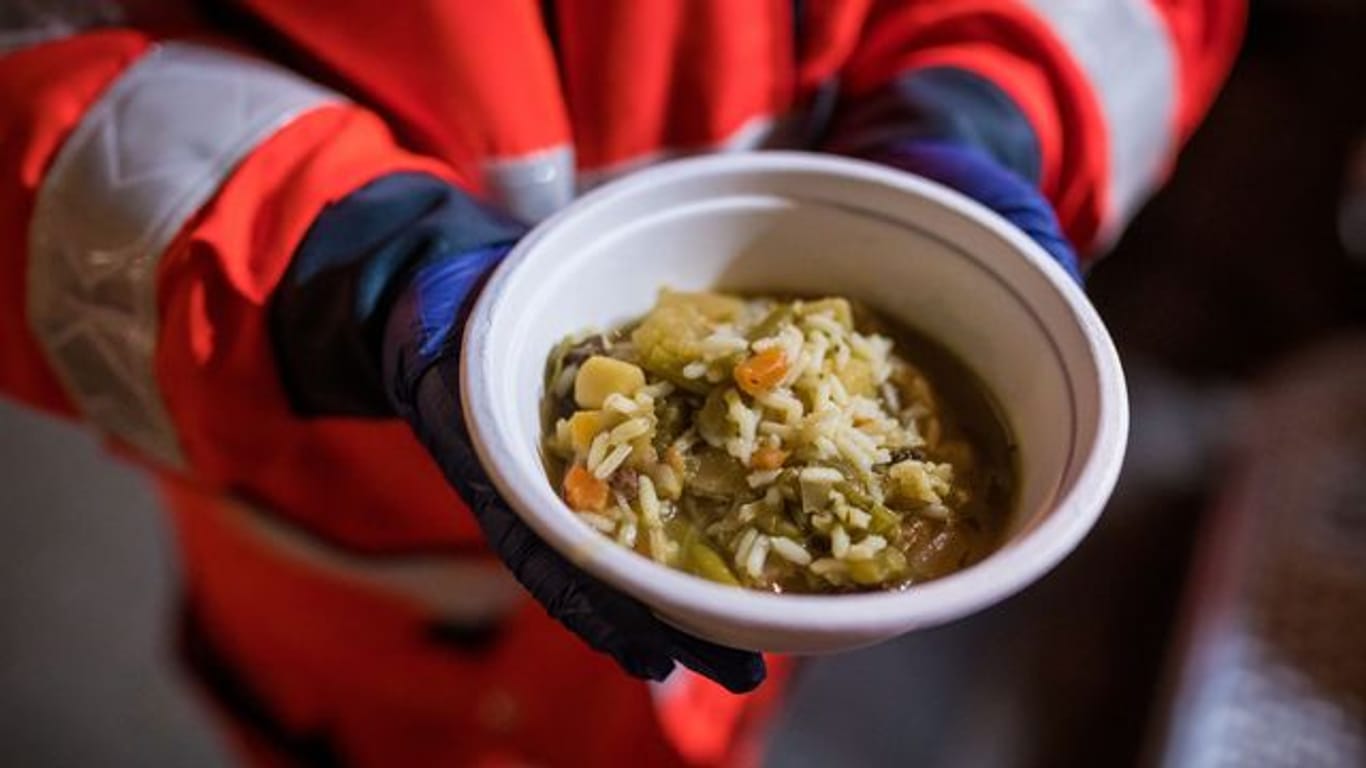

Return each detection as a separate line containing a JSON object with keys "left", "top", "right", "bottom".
{"left": 1021, "top": 0, "right": 1177, "bottom": 238}
{"left": 227, "top": 497, "right": 524, "bottom": 624}
{"left": 484, "top": 145, "right": 576, "bottom": 225}
{"left": 577, "top": 115, "right": 779, "bottom": 192}
{"left": 27, "top": 43, "right": 339, "bottom": 466}
{"left": 486, "top": 115, "right": 786, "bottom": 224}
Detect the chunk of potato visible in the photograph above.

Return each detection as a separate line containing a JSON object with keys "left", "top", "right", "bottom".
{"left": 836, "top": 357, "right": 877, "bottom": 398}
{"left": 888, "top": 460, "right": 954, "bottom": 506}
{"left": 567, "top": 410, "right": 612, "bottom": 454}
{"left": 574, "top": 356, "right": 645, "bottom": 408}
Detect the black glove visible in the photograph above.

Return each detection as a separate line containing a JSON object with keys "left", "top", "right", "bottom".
{"left": 270, "top": 173, "right": 765, "bottom": 692}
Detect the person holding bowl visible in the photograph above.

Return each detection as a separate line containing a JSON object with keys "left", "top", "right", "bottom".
{"left": 0, "top": 1, "right": 1242, "bottom": 765}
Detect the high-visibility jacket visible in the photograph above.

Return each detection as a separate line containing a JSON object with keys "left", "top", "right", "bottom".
{"left": 0, "top": 2, "right": 1243, "bottom": 766}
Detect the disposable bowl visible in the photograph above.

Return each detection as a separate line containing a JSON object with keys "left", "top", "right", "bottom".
{"left": 462, "top": 152, "right": 1127, "bottom": 653}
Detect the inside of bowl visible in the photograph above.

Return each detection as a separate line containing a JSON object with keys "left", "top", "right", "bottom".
{"left": 489, "top": 164, "right": 1099, "bottom": 548}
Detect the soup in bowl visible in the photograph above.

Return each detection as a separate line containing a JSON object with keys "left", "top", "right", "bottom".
{"left": 461, "top": 152, "right": 1127, "bottom": 653}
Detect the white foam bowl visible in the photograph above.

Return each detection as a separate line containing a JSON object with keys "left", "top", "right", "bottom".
{"left": 463, "top": 152, "right": 1127, "bottom": 653}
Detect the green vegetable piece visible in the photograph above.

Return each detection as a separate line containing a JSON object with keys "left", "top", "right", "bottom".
{"left": 754, "top": 506, "right": 803, "bottom": 539}
{"left": 797, "top": 297, "right": 854, "bottom": 329}
{"left": 657, "top": 289, "right": 745, "bottom": 321}
{"left": 848, "top": 558, "right": 889, "bottom": 586}
{"left": 630, "top": 291, "right": 745, "bottom": 391}
{"left": 868, "top": 504, "right": 902, "bottom": 538}
{"left": 747, "top": 306, "right": 794, "bottom": 342}
{"left": 848, "top": 549, "right": 909, "bottom": 586}
{"left": 834, "top": 481, "right": 874, "bottom": 508}
{"left": 883, "top": 547, "right": 908, "bottom": 574}
{"left": 697, "top": 388, "right": 733, "bottom": 446}
{"left": 688, "top": 541, "right": 740, "bottom": 585}
{"left": 652, "top": 396, "right": 691, "bottom": 452}
{"left": 690, "top": 448, "right": 750, "bottom": 499}
{"left": 630, "top": 303, "right": 713, "bottom": 392}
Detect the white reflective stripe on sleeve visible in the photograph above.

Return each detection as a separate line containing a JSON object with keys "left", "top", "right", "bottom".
{"left": 484, "top": 145, "right": 576, "bottom": 225}
{"left": 226, "top": 496, "right": 524, "bottom": 624}
{"left": 487, "top": 113, "right": 780, "bottom": 225}
{"left": 27, "top": 42, "right": 340, "bottom": 466}
{"left": 576, "top": 114, "right": 779, "bottom": 192}
{"left": 1020, "top": 0, "right": 1178, "bottom": 236}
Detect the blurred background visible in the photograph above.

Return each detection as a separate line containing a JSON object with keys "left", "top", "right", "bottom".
{"left": 2, "top": 1, "right": 1364, "bottom": 765}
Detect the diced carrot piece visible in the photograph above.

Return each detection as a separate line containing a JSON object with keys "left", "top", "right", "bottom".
{"left": 750, "top": 446, "right": 789, "bottom": 470}
{"left": 733, "top": 348, "right": 788, "bottom": 396}
{"left": 563, "top": 465, "right": 609, "bottom": 511}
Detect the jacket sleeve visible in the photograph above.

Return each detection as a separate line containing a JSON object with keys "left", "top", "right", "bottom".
{"left": 825, "top": 0, "right": 1246, "bottom": 257}
{"left": 0, "top": 27, "right": 506, "bottom": 546}
{"left": 0, "top": 30, "right": 146, "bottom": 419}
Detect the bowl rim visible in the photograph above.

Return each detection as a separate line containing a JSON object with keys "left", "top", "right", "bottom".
{"left": 461, "top": 151, "right": 1128, "bottom": 638}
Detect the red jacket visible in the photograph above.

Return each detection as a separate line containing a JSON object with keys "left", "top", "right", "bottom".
{"left": 0, "top": 2, "right": 1243, "bottom": 766}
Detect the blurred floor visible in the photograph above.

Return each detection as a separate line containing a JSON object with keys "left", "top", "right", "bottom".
{"left": 0, "top": 403, "right": 227, "bottom": 767}
{"left": 2, "top": 2, "right": 1365, "bottom": 766}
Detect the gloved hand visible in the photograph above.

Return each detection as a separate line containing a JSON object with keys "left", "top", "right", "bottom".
{"left": 866, "top": 139, "right": 1082, "bottom": 284}
{"left": 820, "top": 66, "right": 1081, "bottom": 282}
{"left": 382, "top": 249, "right": 767, "bottom": 692}
{"left": 382, "top": 250, "right": 764, "bottom": 692}
{"left": 272, "top": 173, "right": 765, "bottom": 693}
